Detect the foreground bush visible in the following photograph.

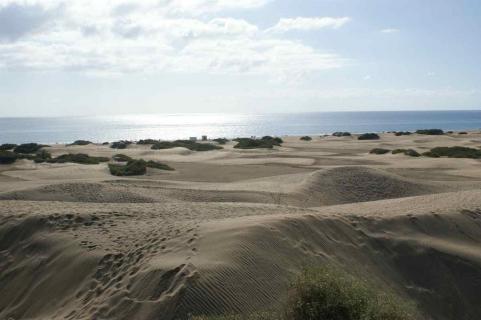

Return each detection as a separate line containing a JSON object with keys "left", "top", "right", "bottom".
{"left": 0, "top": 143, "right": 17, "bottom": 151}
{"left": 416, "top": 129, "right": 444, "bottom": 135}
{"left": 332, "top": 132, "right": 351, "bottom": 137}
{"left": 194, "top": 266, "right": 418, "bottom": 320}
{"left": 358, "top": 133, "right": 380, "bottom": 140}
{"left": 392, "top": 149, "right": 421, "bottom": 157}
{"left": 370, "top": 148, "right": 390, "bottom": 155}
{"left": 68, "top": 140, "right": 92, "bottom": 146}
{"left": 151, "top": 140, "right": 222, "bottom": 151}
{"left": 262, "top": 136, "right": 284, "bottom": 145}
{"left": 300, "top": 136, "right": 312, "bottom": 141}
{"left": 14, "top": 143, "right": 46, "bottom": 154}
{"left": 108, "top": 159, "right": 174, "bottom": 176}
{"left": 48, "top": 153, "right": 110, "bottom": 164}
{"left": 423, "top": 146, "right": 481, "bottom": 159}
{"left": 0, "top": 150, "right": 17, "bottom": 164}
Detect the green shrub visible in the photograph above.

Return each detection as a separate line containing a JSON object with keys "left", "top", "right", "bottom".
{"left": 392, "top": 149, "right": 420, "bottom": 157}
{"left": 68, "top": 140, "right": 92, "bottom": 146}
{"left": 423, "top": 146, "right": 481, "bottom": 159}
{"left": 48, "top": 153, "right": 110, "bottom": 165}
{"left": 0, "top": 150, "right": 17, "bottom": 164}
{"left": 111, "top": 141, "right": 132, "bottom": 149}
{"left": 0, "top": 143, "right": 17, "bottom": 151}
{"left": 151, "top": 140, "right": 222, "bottom": 151}
{"left": 394, "top": 131, "right": 412, "bottom": 136}
{"left": 146, "top": 160, "right": 174, "bottom": 171}
{"left": 102, "top": 142, "right": 109, "bottom": 145}
{"left": 14, "top": 143, "right": 47, "bottom": 154}
{"left": 108, "top": 159, "right": 147, "bottom": 176}
{"left": 416, "top": 129, "right": 444, "bottom": 135}
{"left": 358, "top": 133, "right": 380, "bottom": 140}
{"left": 34, "top": 150, "right": 52, "bottom": 163}
{"left": 233, "top": 138, "right": 275, "bottom": 149}
{"left": 262, "top": 136, "right": 284, "bottom": 145}
{"left": 112, "top": 154, "right": 133, "bottom": 162}
{"left": 370, "top": 148, "right": 390, "bottom": 155}
{"left": 332, "top": 132, "right": 351, "bottom": 137}
{"left": 458, "top": 131, "right": 468, "bottom": 135}
{"left": 300, "top": 136, "right": 312, "bottom": 141}
{"left": 137, "top": 139, "right": 160, "bottom": 145}
{"left": 213, "top": 138, "right": 229, "bottom": 145}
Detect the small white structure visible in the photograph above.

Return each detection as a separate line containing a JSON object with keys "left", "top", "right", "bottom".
{"left": 189, "top": 137, "right": 197, "bottom": 141}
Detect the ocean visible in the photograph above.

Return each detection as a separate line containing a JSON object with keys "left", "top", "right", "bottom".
{"left": 1, "top": 110, "right": 480, "bottom": 144}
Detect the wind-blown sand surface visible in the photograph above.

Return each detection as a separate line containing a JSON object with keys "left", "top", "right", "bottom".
{"left": 1, "top": 132, "right": 481, "bottom": 319}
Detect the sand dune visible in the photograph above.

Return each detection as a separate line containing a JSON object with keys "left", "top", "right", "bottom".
{"left": 1, "top": 133, "right": 481, "bottom": 319}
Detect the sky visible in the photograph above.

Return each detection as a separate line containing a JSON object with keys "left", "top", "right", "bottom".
{"left": 0, "top": 0, "right": 480, "bottom": 117}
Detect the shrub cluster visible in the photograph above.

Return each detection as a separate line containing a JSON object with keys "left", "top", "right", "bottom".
{"left": 261, "top": 136, "right": 284, "bottom": 144}
{"left": 0, "top": 150, "right": 17, "bottom": 164}
{"left": 14, "top": 143, "right": 47, "bottom": 154}
{"left": 108, "top": 159, "right": 173, "bottom": 176}
{"left": 213, "top": 138, "right": 229, "bottom": 145}
{"left": 68, "top": 140, "right": 92, "bottom": 146}
{"left": 48, "top": 153, "right": 110, "bottom": 164}
{"left": 112, "top": 154, "right": 133, "bottom": 162}
{"left": 423, "top": 146, "right": 481, "bottom": 159}
{"left": 300, "top": 136, "right": 312, "bottom": 141}
{"left": 151, "top": 140, "right": 222, "bottom": 151}
{"left": 33, "top": 150, "right": 52, "bottom": 163}
{"left": 458, "top": 131, "right": 468, "bottom": 135}
{"left": 358, "top": 133, "right": 380, "bottom": 140}
{"left": 0, "top": 143, "right": 17, "bottom": 151}
{"left": 332, "top": 132, "right": 351, "bottom": 137}
{"left": 392, "top": 149, "right": 421, "bottom": 157}
{"left": 110, "top": 141, "right": 132, "bottom": 149}
{"left": 369, "top": 148, "right": 390, "bottom": 155}
{"left": 137, "top": 139, "right": 160, "bottom": 145}
{"left": 416, "top": 129, "right": 444, "bottom": 135}
{"left": 233, "top": 138, "right": 277, "bottom": 149}
{"left": 394, "top": 131, "right": 412, "bottom": 136}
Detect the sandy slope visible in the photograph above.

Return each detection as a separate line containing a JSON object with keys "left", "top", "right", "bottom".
{"left": 1, "top": 132, "right": 481, "bottom": 320}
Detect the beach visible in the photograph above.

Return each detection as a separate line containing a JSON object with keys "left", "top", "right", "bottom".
{"left": 1, "top": 131, "right": 481, "bottom": 319}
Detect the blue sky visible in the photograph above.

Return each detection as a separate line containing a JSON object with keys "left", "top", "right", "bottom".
{"left": 0, "top": 0, "right": 480, "bottom": 116}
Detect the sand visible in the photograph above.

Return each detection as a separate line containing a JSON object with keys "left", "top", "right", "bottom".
{"left": 1, "top": 131, "right": 481, "bottom": 319}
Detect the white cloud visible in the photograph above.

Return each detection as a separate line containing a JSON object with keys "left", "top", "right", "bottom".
{"left": 381, "top": 28, "right": 399, "bottom": 33}
{"left": 0, "top": 1, "right": 349, "bottom": 79}
{"left": 267, "top": 17, "right": 350, "bottom": 33}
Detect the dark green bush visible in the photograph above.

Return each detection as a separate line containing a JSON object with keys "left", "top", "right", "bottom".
{"left": 137, "top": 139, "right": 160, "bottom": 145}
{"left": 262, "top": 136, "right": 284, "bottom": 145}
{"left": 102, "top": 142, "right": 109, "bottom": 145}
{"left": 68, "top": 140, "right": 92, "bottom": 146}
{"left": 0, "top": 143, "right": 17, "bottom": 151}
{"left": 213, "top": 138, "right": 229, "bottom": 145}
{"left": 332, "top": 132, "right": 351, "bottom": 137}
{"left": 300, "top": 136, "right": 312, "bottom": 141}
{"left": 151, "top": 140, "right": 222, "bottom": 151}
{"left": 370, "top": 148, "right": 390, "bottom": 155}
{"left": 0, "top": 150, "right": 17, "bottom": 164}
{"left": 358, "top": 133, "right": 380, "bottom": 140}
{"left": 416, "top": 129, "right": 444, "bottom": 135}
{"left": 392, "top": 149, "right": 421, "bottom": 157}
{"left": 111, "top": 141, "right": 132, "bottom": 149}
{"left": 233, "top": 138, "right": 276, "bottom": 149}
{"left": 14, "top": 143, "right": 46, "bottom": 154}
{"left": 394, "top": 131, "right": 412, "bottom": 136}
{"left": 109, "top": 160, "right": 147, "bottom": 176}
{"left": 112, "top": 154, "right": 133, "bottom": 162}
{"left": 458, "top": 131, "right": 468, "bottom": 135}
{"left": 48, "top": 153, "right": 110, "bottom": 164}
{"left": 34, "top": 150, "right": 52, "bottom": 163}
{"left": 423, "top": 146, "right": 481, "bottom": 159}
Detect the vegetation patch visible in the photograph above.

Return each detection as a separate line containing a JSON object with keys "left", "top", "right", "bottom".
{"left": 213, "top": 138, "right": 229, "bottom": 145}
{"left": 261, "top": 136, "right": 284, "bottom": 145}
{"left": 369, "top": 148, "right": 390, "bottom": 155}
{"left": 416, "top": 129, "right": 444, "bottom": 135}
{"left": 146, "top": 160, "right": 174, "bottom": 171}
{"left": 33, "top": 150, "right": 52, "bottom": 163}
{"left": 110, "top": 141, "right": 132, "bottom": 149}
{"left": 233, "top": 138, "right": 276, "bottom": 149}
{"left": 48, "top": 153, "right": 110, "bottom": 165}
{"left": 68, "top": 140, "right": 92, "bottom": 146}
{"left": 0, "top": 143, "right": 17, "bottom": 151}
{"left": 300, "top": 136, "right": 312, "bottom": 141}
{"left": 358, "top": 133, "right": 380, "bottom": 140}
{"left": 108, "top": 159, "right": 173, "bottom": 176}
{"left": 423, "top": 146, "right": 481, "bottom": 159}
{"left": 151, "top": 140, "right": 222, "bottom": 151}
{"left": 392, "top": 149, "right": 421, "bottom": 157}
{"left": 458, "top": 131, "right": 468, "bottom": 135}
{"left": 137, "top": 139, "right": 160, "bottom": 145}
{"left": 332, "top": 132, "right": 351, "bottom": 137}
{"left": 0, "top": 150, "right": 17, "bottom": 164}
{"left": 394, "top": 131, "right": 412, "bottom": 136}
{"left": 14, "top": 143, "right": 47, "bottom": 154}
